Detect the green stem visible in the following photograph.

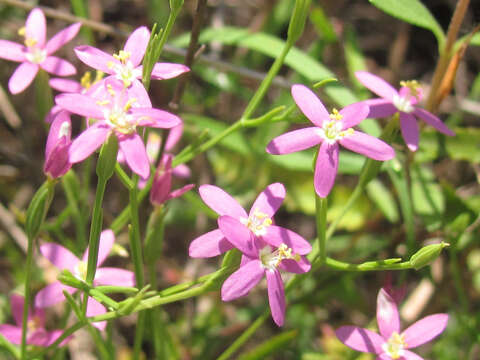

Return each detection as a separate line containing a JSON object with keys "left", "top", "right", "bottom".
{"left": 315, "top": 195, "right": 328, "bottom": 265}
{"left": 20, "top": 234, "right": 34, "bottom": 360}
{"left": 324, "top": 257, "right": 413, "bottom": 271}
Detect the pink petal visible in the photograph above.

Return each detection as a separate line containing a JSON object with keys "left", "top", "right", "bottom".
{"left": 363, "top": 98, "right": 397, "bottom": 118}
{"left": 44, "top": 138, "right": 71, "bottom": 178}
{"left": 165, "top": 123, "right": 184, "bottom": 151}
{"left": 86, "top": 298, "right": 107, "bottom": 331}
{"left": 399, "top": 112, "right": 419, "bottom": 151}
{"left": 340, "top": 102, "right": 370, "bottom": 129}
{"left": 402, "top": 314, "right": 448, "bottom": 349}
{"left": 40, "top": 243, "right": 79, "bottom": 272}
{"left": 8, "top": 62, "right": 39, "bottom": 94}
{"left": 49, "top": 78, "right": 82, "bottom": 93}
{"left": 45, "top": 23, "right": 82, "bottom": 55}
{"left": 118, "top": 133, "right": 150, "bottom": 179}
{"left": 166, "top": 184, "right": 195, "bottom": 201}
{"left": 150, "top": 63, "right": 190, "bottom": 80}
{"left": 41, "top": 56, "right": 76, "bottom": 76}
{"left": 74, "top": 45, "right": 115, "bottom": 74}
{"left": 402, "top": 350, "right": 425, "bottom": 360}
{"left": 150, "top": 168, "right": 172, "bottom": 205}
{"left": 94, "top": 267, "right": 135, "bottom": 287}
{"left": 291, "top": 84, "right": 329, "bottom": 127}
{"left": 266, "top": 127, "right": 322, "bottom": 154}
{"left": 0, "top": 40, "right": 25, "bottom": 62}
{"left": 250, "top": 183, "right": 285, "bottom": 218}
{"left": 0, "top": 324, "right": 22, "bottom": 345}
{"left": 44, "top": 329, "right": 72, "bottom": 347}
{"left": 355, "top": 71, "right": 399, "bottom": 101}
{"left": 279, "top": 256, "right": 311, "bottom": 274}
{"left": 26, "top": 8, "right": 46, "bottom": 48}
{"left": 335, "top": 326, "right": 384, "bottom": 354}
{"left": 28, "top": 329, "right": 51, "bottom": 346}
{"left": 314, "top": 142, "right": 339, "bottom": 198}
{"left": 127, "top": 79, "right": 151, "bottom": 107}
{"left": 10, "top": 294, "right": 25, "bottom": 327}
{"left": 82, "top": 229, "right": 115, "bottom": 266}
{"left": 35, "top": 282, "right": 76, "bottom": 308}
{"left": 199, "top": 185, "right": 247, "bottom": 218}
{"left": 189, "top": 229, "right": 234, "bottom": 258}
{"left": 376, "top": 288, "right": 400, "bottom": 339}
{"left": 413, "top": 108, "right": 455, "bottom": 136}
{"left": 263, "top": 225, "right": 311, "bottom": 255}
{"left": 218, "top": 216, "right": 258, "bottom": 258}
{"left": 339, "top": 131, "right": 395, "bottom": 161}
{"left": 221, "top": 259, "right": 264, "bottom": 301}
{"left": 172, "top": 164, "right": 191, "bottom": 179}
{"left": 266, "top": 269, "right": 286, "bottom": 326}
{"left": 45, "top": 111, "right": 71, "bottom": 159}
{"left": 123, "top": 26, "right": 150, "bottom": 67}
{"left": 133, "top": 108, "right": 182, "bottom": 129}
{"left": 55, "top": 93, "right": 104, "bottom": 118}
{"left": 69, "top": 124, "right": 110, "bottom": 163}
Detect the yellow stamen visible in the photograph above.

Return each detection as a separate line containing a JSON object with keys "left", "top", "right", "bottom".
{"left": 80, "top": 71, "right": 92, "bottom": 89}
{"left": 18, "top": 27, "right": 26, "bottom": 36}
{"left": 400, "top": 80, "right": 421, "bottom": 98}
{"left": 329, "top": 108, "right": 343, "bottom": 121}
{"left": 106, "top": 84, "right": 116, "bottom": 97}
{"left": 113, "top": 50, "right": 131, "bottom": 64}
{"left": 24, "top": 37, "right": 37, "bottom": 48}
{"left": 123, "top": 98, "right": 137, "bottom": 112}
{"left": 96, "top": 100, "right": 110, "bottom": 106}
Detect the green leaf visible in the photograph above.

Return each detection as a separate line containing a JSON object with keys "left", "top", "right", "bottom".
{"left": 369, "top": 0, "right": 445, "bottom": 47}
{"left": 469, "top": 33, "right": 480, "bottom": 46}
{"left": 366, "top": 179, "right": 399, "bottom": 222}
{"left": 238, "top": 330, "right": 297, "bottom": 360}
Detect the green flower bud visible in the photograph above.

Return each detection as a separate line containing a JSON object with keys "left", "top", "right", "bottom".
{"left": 287, "top": 0, "right": 311, "bottom": 45}
{"left": 410, "top": 242, "right": 450, "bottom": 270}
{"left": 25, "top": 179, "right": 55, "bottom": 240}
{"left": 96, "top": 134, "right": 118, "bottom": 180}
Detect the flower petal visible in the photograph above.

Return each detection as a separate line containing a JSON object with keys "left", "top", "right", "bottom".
{"left": 221, "top": 259, "right": 264, "bottom": 301}
{"left": 132, "top": 108, "right": 182, "bottom": 129}
{"left": 266, "top": 127, "right": 322, "bottom": 154}
{"left": 41, "top": 56, "right": 76, "bottom": 76}
{"left": 45, "top": 110, "right": 71, "bottom": 159}
{"left": 40, "top": 243, "right": 79, "bottom": 271}
{"left": 172, "top": 164, "right": 191, "bottom": 179}
{"left": 118, "top": 133, "right": 150, "bottom": 179}
{"left": 86, "top": 298, "right": 107, "bottom": 331}
{"left": 45, "top": 22, "right": 82, "bottom": 55}
{"left": 266, "top": 269, "right": 286, "bottom": 326}
{"left": 167, "top": 184, "right": 195, "bottom": 201}
{"left": 150, "top": 62, "right": 190, "bottom": 79}
{"left": 363, "top": 99, "right": 397, "bottom": 119}
{"left": 55, "top": 93, "right": 104, "bottom": 118}
{"left": 189, "top": 229, "right": 234, "bottom": 258}
{"left": 291, "top": 84, "right": 330, "bottom": 127}
{"left": 69, "top": 124, "right": 110, "bottom": 163}
{"left": 263, "top": 225, "right": 311, "bottom": 255}
{"left": 279, "top": 256, "right": 311, "bottom": 274}
{"left": 44, "top": 329, "right": 72, "bottom": 347}
{"left": 82, "top": 229, "right": 115, "bottom": 266}
{"left": 355, "top": 71, "right": 399, "bottom": 101}
{"left": 376, "top": 288, "right": 400, "bottom": 339}
{"left": 35, "top": 282, "right": 76, "bottom": 308}
{"left": 8, "top": 62, "right": 39, "bottom": 94}
{"left": 340, "top": 102, "right": 370, "bottom": 129}
{"left": 123, "top": 26, "right": 150, "bottom": 67}
{"left": 127, "top": 79, "right": 151, "bottom": 107}
{"left": 399, "top": 112, "right": 419, "bottom": 151}
{"left": 49, "top": 78, "right": 82, "bottom": 93}
{"left": 0, "top": 40, "right": 25, "bottom": 62}
{"left": 74, "top": 45, "right": 115, "bottom": 74}
{"left": 335, "top": 326, "right": 384, "bottom": 354}
{"left": 413, "top": 108, "right": 455, "bottom": 136}
{"left": 402, "top": 314, "right": 448, "bottom": 349}
{"left": 199, "top": 184, "right": 247, "bottom": 218}
{"left": 218, "top": 215, "right": 258, "bottom": 258}
{"left": 26, "top": 8, "right": 46, "bottom": 48}
{"left": 314, "top": 142, "right": 338, "bottom": 198}
{"left": 94, "top": 268, "right": 135, "bottom": 287}
{"left": 339, "top": 131, "right": 395, "bottom": 161}
{"left": 10, "top": 294, "right": 25, "bottom": 327}
{"left": 402, "top": 350, "right": 425, "bottom": 360}
{"left": 0, "top": 324, "right": 22, "bottom": 345}
{"left": 250, "top": 183, "right": 285, "bottom": 218}
{"left": 165, "top": 123, "right": 184, "bottom": 151}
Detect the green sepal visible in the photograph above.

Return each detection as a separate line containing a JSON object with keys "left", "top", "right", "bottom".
{"left": 116, "top": 285, "right": 151, "bottom": 315}
{"left": 409, "top": 242, "right": 450, "bottom": 270}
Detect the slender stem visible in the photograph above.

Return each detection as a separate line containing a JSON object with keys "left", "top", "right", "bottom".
{"left": 315, "top": 195, "right": 328, "bottom": 265}
{"left": 324, "top": 257, "right": 412, "bottom": 271}
{"left": 326, "top": 186, "right": 361, "bottom": 240}
{"left": 20, "top": 234, "right": 34, "bottom": 359}
{"left": 133, "top": 312, "right": 146, "bottom": 359}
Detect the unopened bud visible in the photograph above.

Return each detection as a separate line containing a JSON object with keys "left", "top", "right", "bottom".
{"left": 410, "top": 242, "right": 450, "bottom": 270}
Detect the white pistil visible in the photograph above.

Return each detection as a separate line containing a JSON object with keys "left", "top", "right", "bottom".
{"left": 107, "top": 50, "right": 141, "bottom": 87}
{"left": 317, "top": 108, "right": 354, "bottom": 144}
{"left": 392, "top": 94, "right": 414, "bottom": 113}
{"left": 260, "top": 244, "right": 300, "bottom": 271}
{"left": 240, "top": 208, "right": 272, "bottom": 236}
{"left": 382, "top": 332, "right": 407, "bottom": 359}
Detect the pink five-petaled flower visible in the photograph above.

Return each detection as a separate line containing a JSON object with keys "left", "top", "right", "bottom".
{"left": 150, "top": 154, "right": 194, "bottom": 206}
{"left": 355, "top": 71, "right": 455, "bottom": 152}
{"left": 0, "top": 294, "right": 71, "bottom": 347}
{"left": 55, "top": 78, "right": 181, "bottom": 179}
{"left": 336, "top": 287, "right": 449, "bottom": 360}
{"left": 0, "top": 8, "right": 80, "bottom": 94}
{"left": 44, "top": 110, "right": 72, "bottom": 179}
{"left": 74, "top": 26, "right": 189, "bottom": 90}
{"left": 266, "top": 84, "right": 395, "bottom": 198}
{"left": 35, "top": 230, "right": 135, "bottom": 331}
{"left": 189, "top": 183, "right": 312, "bottom": 260}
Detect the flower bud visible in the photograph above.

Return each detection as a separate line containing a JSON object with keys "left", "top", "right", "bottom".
{"left": 287, "top": 0, "right": 311, "bottom": 44}
{"left": 96, "top": 134, "right": 118, "bottom": 180}
{"left": 409, "top": 242, "right": 450, "bottom": 270}
{"left": 26, "top": 179, "right": 55, "bottom": 240}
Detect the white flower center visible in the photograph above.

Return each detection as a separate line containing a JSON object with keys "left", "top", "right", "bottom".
{"left": 382, "top": 332, "right": 407, "bottom": 359}
{"left": 317, "top": 109, "right": 354, "bottom": 145}
{"left": 25, "top": 47, "right": 47, "bottom": 64}
{"left": 73, "top": 261, "right": 88, "bottom": 281}
{"left": 98, "top": 86, "right": 138, "bottom": 135}
{"left": 240, "top": 208, "right": 272, "bottom": 236}
{"left": 260, "top": 244, "right": 300, "bottom": 271}
{"left": 392, "top": 94, "right": 414, "bottom": 113}
{"left": 107, "top": 50, "right": 142, "bottom": 87}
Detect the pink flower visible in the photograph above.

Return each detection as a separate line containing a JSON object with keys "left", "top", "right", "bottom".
{"left": 355, "top": 71, "right": 455, "bottom": 151}
{"left": 74, "top": 26, "right": 189, "bottom": 90}
{"left": 266, "top": 84, "right": 395, "bottom": 198}
{"left": 55, "top": 78, "right": 181, "bottom": 178}
{"left": 189, "top": 183, "right": 311, "bottom": 260}
{"left": 44, "top": 110, "right": 72, "bottom": 178}
{"left": 0, "top": 8, "right": 80, "bottom": 94}
{"left": 0, "top": 294, "right": 71, "bottom": 347}
{"left": 150, "top": 154, "right": 194, "bottom": 206}
{"left": 336, "top": 287, "right": 448, "bottom": 360}
{"left": 35, "top": 230, "right": 135, "bottom": 331}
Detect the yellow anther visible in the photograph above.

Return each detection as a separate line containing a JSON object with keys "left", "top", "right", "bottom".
{"left": 123, "top": 98, "right": 137, "bottom": 112}
{"left": 400, "top": 80, "right": 420, "bottom": 98}
{"left": 107, "top": 61, "right": 115, "bottom": 69}
{"left": 106, "top": 84, "right": 116, "bottom": 97}
{"left": 80, "top": 71, "right": 92, "bottom": 89}
{"left": 18, "top": 27, "right": 26, "bottom": 36}
{"left": 24, "top": 37, "right": 37, "bottom": 48}
{"left": 329, "top": 108, "right": 343, "bottom": 121}
{"left": 94, "top": 70, "right": 104, "bottom": 84}
{"left": 96, "top": 100, "right": 110, "bottom": 106}
{"left": 113, "top": 50, "right": 131, "bottom": 64}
